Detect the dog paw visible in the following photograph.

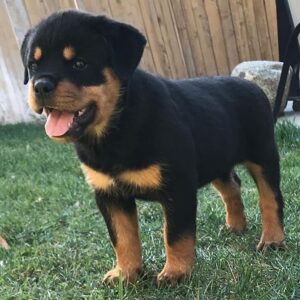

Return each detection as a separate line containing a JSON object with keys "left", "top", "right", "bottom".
{"left": 256, "top": 230, "right": 285, "bottom": 251}
{"left": 102, "top": 266, "right": 141, "bottom": 286}
{"left": 256, "top": 240, "right": 286, "bottom": 251}
{"left": 157, "top": 267, "right": 191, "bottom": 287}
{"left": 226, "top": 215, "right": 247, "bottom": 234}
{"left": 226, "top": 222, "right": 246, "bottom": 234}
{"left": 0, "top": 236, "right": 9, "bottom": 250}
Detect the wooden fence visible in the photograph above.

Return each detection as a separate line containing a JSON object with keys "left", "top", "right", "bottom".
{"left": 0, "top": 0, "right": 278, "bottom": 124}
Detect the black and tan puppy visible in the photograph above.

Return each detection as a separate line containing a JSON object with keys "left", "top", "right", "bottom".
{"left": 21, "top": 10, "right": 285, "bottom": 285}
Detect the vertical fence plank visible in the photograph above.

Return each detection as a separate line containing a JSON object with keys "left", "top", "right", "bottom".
{"left": 5, "top": 0, "right": 31, "bottom": 48}
{"left": 0, "top": 0, "right": 280, "bottom": 124}
{"left": 23, "top": 0, "right": 47, "bottom": 25}
{"left": 153, "top": 0, "right": 187, "bottom": 78}
{"left": 205, "top": 0, "right": 229, "bottom": 75}
{"left": 108, "top": 0, "right": 156, "bottom": 74}
{"left": 229, "top": 0, "right": 251, "bottom": 62}
{"left": 242, "top": 0, "right": 262, "bottom": 60}
{"left": 139, "top": 0, "right": 173, "bottom": 77}
{"left": 180, "top": 0, "right": 206, "bottom": 76}
{"left": 75, "top": 0, "right": 112, "bottom": 15}
{"left": 217, "top": 0, "right": 239, "bottom": 72}
{"left": 264, "top": 0, "right": 278, "bottom": 60}
{"left": 191, "top": 0, "right": 218, "bottom": 75}
{"left": 253, "top": 0, "right": 273, "bottom": 60}
{"left": 0, "top": 1, "right": 28, "bottom": 123}
{"left": 170, "top": 0, "right": 197, "bottom": 77}
{"left": 24, "top": 0, "right": 76, "bottom": 25}
{"left": 45, "top": 0, "right": 77, "bottom": 13}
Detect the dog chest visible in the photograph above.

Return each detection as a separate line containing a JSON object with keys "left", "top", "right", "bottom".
{"left": 81, "top": 163, "right": 162, "bottom": 192}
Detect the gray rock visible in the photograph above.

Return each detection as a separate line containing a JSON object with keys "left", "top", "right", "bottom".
{"left": 231, "top": 61, "right": 292, "bottom": 114}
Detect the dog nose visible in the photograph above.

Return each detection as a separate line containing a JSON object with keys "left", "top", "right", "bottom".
{"left": 34, "top": 78, "right": 55, "bottom": 96}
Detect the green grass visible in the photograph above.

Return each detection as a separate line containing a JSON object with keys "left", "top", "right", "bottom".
{"left": 0, "top": 122, "right": 299, "bottom": 299}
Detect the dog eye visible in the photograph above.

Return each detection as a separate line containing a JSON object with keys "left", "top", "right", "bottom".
{"left": 73, "top": 60, "right": 87, "bottom": 70}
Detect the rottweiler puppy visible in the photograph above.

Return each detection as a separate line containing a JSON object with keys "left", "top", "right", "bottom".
{"left": 21, "top": 10, "right": 285, "bottom": 285}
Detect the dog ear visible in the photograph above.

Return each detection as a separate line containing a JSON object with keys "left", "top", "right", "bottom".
{"left": 23, "top": 68, "right": 29, "bottom": 85}
{"left": 95, "top": 17, "right": 146, "bottom": 80}
{"left": 21, "top": 29, "right": 33, "bottom": 85}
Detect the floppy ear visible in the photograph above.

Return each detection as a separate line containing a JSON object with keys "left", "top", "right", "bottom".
{"left": 95, "top": 17, "right": 146, "bottom": 80}
{"left": 21, "top": 29, "right": 33, "bottom": 85}
{"left": 23, "top": 68, "right": 29, "bottom": 85}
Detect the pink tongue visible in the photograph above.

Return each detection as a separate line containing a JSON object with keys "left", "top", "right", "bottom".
{"left": 45, "top": 110, "right": 75, "bottom": 137}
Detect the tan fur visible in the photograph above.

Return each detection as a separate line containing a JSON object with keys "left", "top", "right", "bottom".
{"left": 245, "top": 162, "right": 285, "bottom": 249}
{"left": 48, "top": 80, "right": 87, "bottom": 111}
{"left": 27, "top": 81, "right": 42, "bottom": 113}
{"left": 81, "top": 163, "right": 163, "bottom": 192}
{"left": 158, "top": 229, "right": 195, "bottom": 284}
{"left": 33, "top": 47, "right": 42, "bottom": 60}
{"left": 28, "top": 79, "right": 84, "bottom": 115}
{"left": 112, "top": 209, "right": 142, "bottom": 271}
{"left": 212, "top": 177, "right": 246, "bottom": 232}
{"left": 0, "top": 236, "right": 9, "bottom": 250}
{"left": 103, "top": 209, "right": 142, "bottom": 284}
{"left": 119, "top": 164, "right": 162, "bottom": 189}
{"left": 84, "top": 68, "right": 121, "bottom": 138}
{"left": 27, "top": 68, "right": 121, "bottom": 143}
{"left": 81, "top": 164, "right": 115, "bottom": 191}
{"left": 50, "top": 136, "right": 74, "bottom": 144}
{"left": 63, "top": 46, "right": 75, "bottom": 60}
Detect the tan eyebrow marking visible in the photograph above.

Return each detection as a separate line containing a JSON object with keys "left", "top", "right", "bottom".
{"left": 33, "top": 47, "right": 42, "bottom": 61}
{"left": 63, "top": 46, "right": 76, "bottom": 60}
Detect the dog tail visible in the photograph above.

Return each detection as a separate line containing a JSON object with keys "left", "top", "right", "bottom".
{"left": 273, "top": 23, "right": 300, "bottom": 122}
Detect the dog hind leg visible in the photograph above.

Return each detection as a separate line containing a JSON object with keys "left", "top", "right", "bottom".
{"left": 212, "top": 171, "right": 247, "bottom": 233}
{"left": 245, "top": 156, "right": 285, "bottom": 250}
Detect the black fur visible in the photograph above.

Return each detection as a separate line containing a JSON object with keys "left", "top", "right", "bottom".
{"left": 21, "top": 10, "right": 285, "bottom": 281}
{"left": 275, "top": 22, "right": 300, "bottom": 118}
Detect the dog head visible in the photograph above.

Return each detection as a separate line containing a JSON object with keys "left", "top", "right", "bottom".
{"left": 21, "top": 10, "right": 146, "bottom": 143}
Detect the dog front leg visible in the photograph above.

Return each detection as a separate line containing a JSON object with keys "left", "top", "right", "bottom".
{"left": 157, "top": 189, "right": 197, "bottom": 286}
{"left": 95, "top": 192, "right": 142, "bottom": 285}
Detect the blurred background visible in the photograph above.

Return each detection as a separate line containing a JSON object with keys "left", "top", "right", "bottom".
{"left": 0, "top": 0, "right": 294, "bottom": 124}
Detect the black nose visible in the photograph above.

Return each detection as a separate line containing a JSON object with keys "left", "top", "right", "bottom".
{"left": 34, "top": 78, "right": 55, "bottom": 96}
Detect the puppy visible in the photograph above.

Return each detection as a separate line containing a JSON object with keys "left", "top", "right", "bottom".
{"left": 21, "top": 10, "right": 285, "bottom": 285}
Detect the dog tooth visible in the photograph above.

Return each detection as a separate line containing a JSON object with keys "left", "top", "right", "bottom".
{"left": 78, "top": 108, "right": 86, "bottom": 116}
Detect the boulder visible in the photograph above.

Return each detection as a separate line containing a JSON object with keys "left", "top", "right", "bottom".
{"left": 231, "top": 61, "right": 292, "bottom": 114}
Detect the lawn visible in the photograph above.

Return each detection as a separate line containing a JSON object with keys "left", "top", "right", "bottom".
{"left": 0, "top": 123, "right": 299, "bottom": 299}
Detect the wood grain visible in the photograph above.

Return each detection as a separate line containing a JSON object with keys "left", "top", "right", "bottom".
{"left": 1, "top": 0, "right": 279, "bottom": 123}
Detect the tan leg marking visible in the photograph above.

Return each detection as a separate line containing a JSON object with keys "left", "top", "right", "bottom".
{"left": 103, "top": 209, "right": 142, "bottom": 285}
{"left": 118, "top": 164, "right": 162, "bottom": 189}
{"left": 212, "top": 177, "right": 246, "bottom": 232}
{"left": 245, "top": 162, "right": 285, "bottom": 250}
{"left": 33, "top": 47, "right": 42, "bottom": 61}
{"left": 81, "top": 164, "right": 115, "bottom": 192}
{"left": 0, "top": 236, "right": 9, "bottom": 250}
{"left": 157, "top": 227, "right": 195, "bottom": 286}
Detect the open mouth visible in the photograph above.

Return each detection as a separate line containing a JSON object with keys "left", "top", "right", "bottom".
{"left": 44, "top": 103, "right": 96, "bottom": 138}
